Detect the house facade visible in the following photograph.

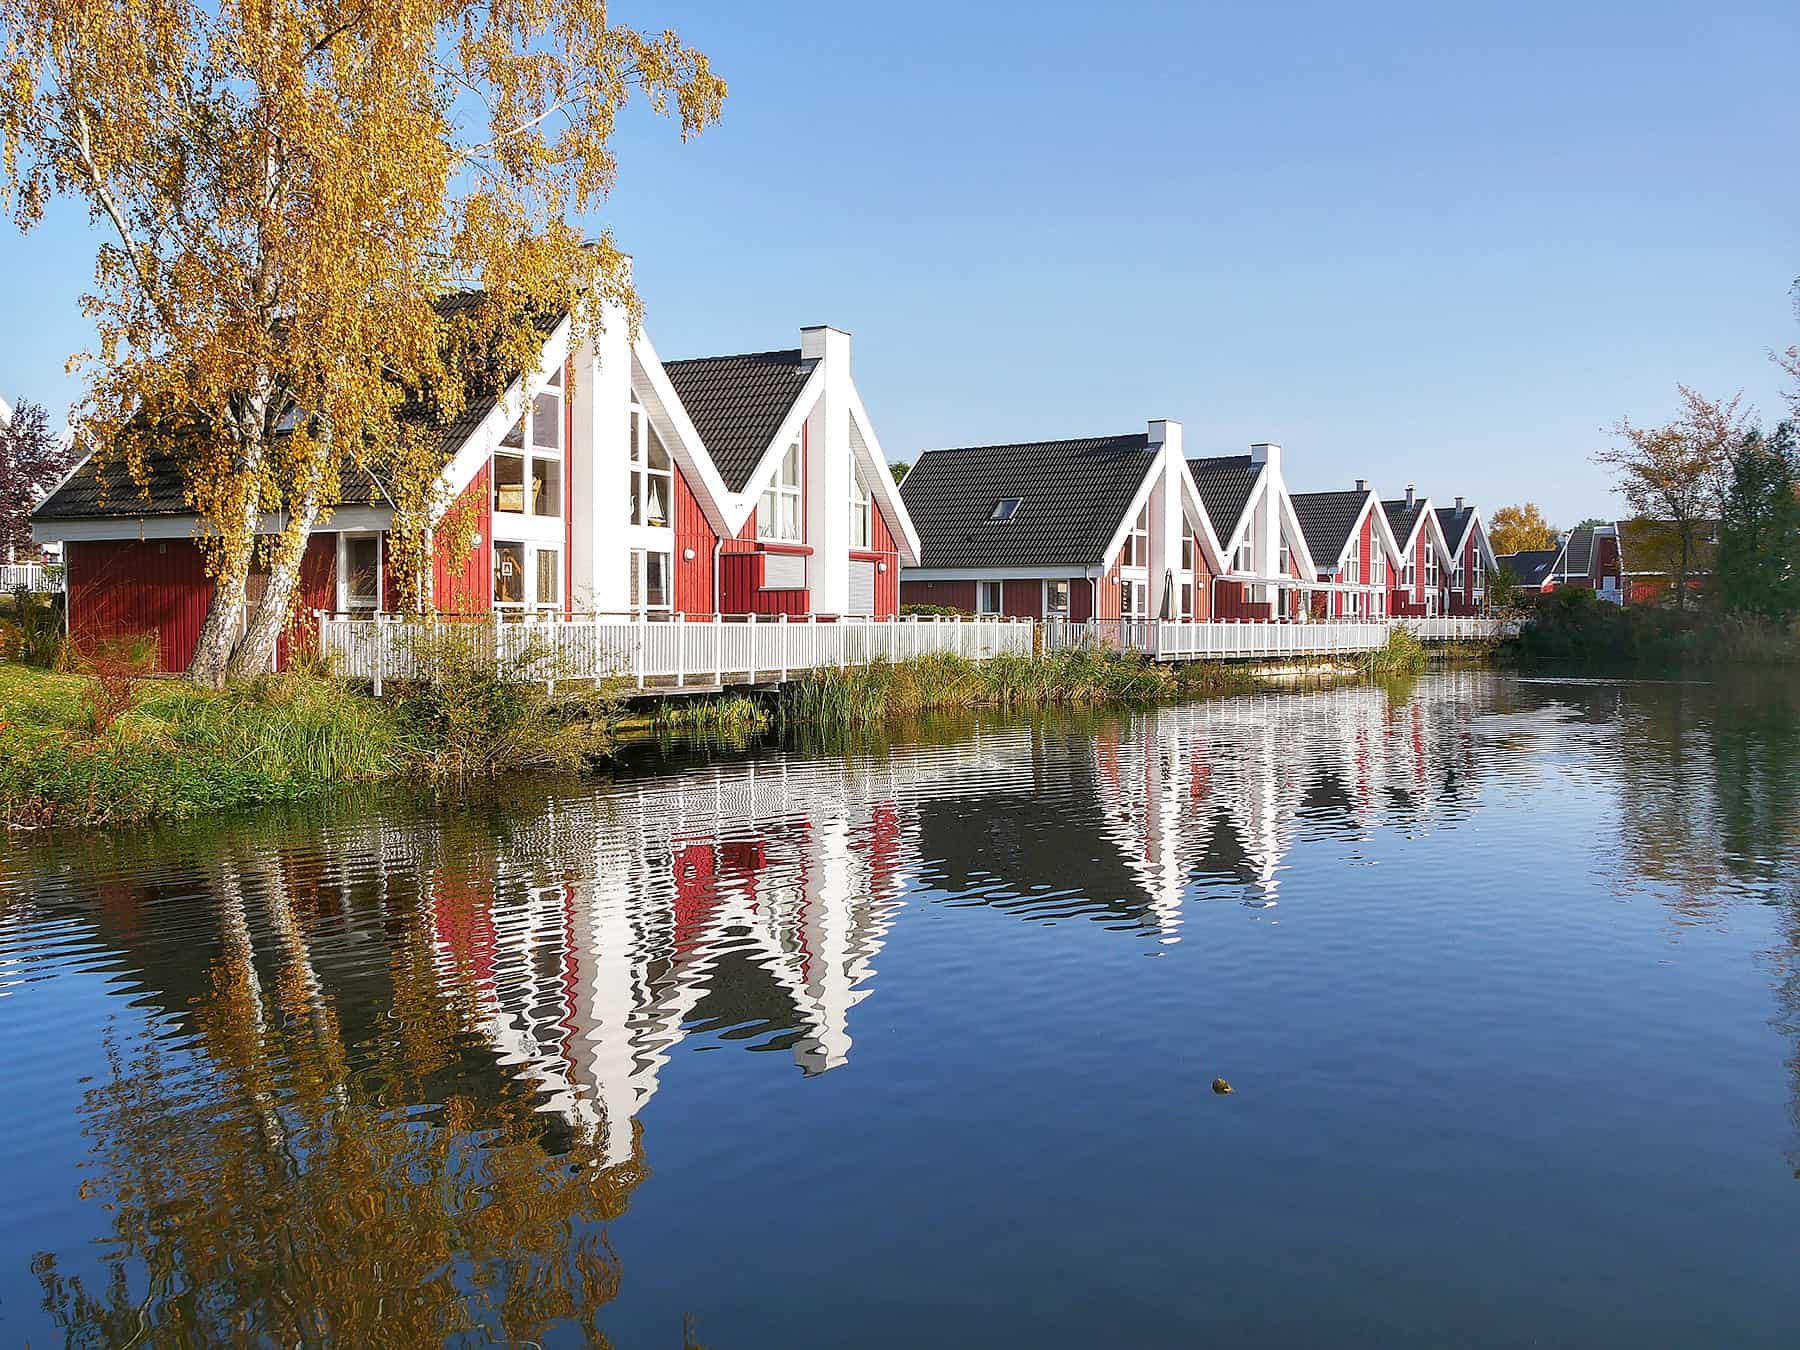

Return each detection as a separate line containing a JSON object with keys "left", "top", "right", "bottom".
{"left": 1433, "top": 498, "right": 1497, "bottom": 614}
{"left": 34, "top": 296, "right": 921, "bottom": 672}
{"left": 1185, "top": 444, "right": 1314, "bottom": 620}
{"left": 1382, "top": 487, "right": 1455, "bottom": 616}
{"left": 899, "top": 420, "right": 1228, "bottom": 622}
{"left": 1290, "top": 481, "right": 1402, "bottom": 618}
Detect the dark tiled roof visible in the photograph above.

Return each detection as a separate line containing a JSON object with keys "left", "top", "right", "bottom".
{"left": 1435, "top": 504, "right": 1476, "bottom": 555}
{"left": 900, "top": 434, "right": 1156, "bottom": 570}
{"left": 35, "top": 290, "right": 564, "bottom": 523}
{"left": 1291, "top": 490, "right": 1370, "bottom": 573}
{"left": 34, "top": 450, "right": 386, "bottom": 520}
{"left": 1382, "top": 498, "right": 1428, "bottom": 548}
{"left": 1500, "top": 549, "right": 1559, "bottom": 589}
{"left": 1186, "top": 455, "right": 1262, "bottom": 546}
{"left": 662, "top": 349, "right": 817, "bottom": 493}
{"left": 1559, "top": 525, "right": 1595, "bottom": 576}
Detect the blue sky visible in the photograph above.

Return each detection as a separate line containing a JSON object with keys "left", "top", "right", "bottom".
{"left": 3, "top": 0, "right": 1795, "bottom": 522}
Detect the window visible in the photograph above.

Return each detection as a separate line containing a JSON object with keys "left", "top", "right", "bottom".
{"left": 1472, "top": 552, "right": 1485, "bottom": 596}
{"left": 494, "top": 371, "right": 563, "bottom": 518}
{"left": 1180, "top": 582, "right": 1193, "bottom": 619}
{"left": 629, "top": 548, "right": 672, "bottom": 615}
{"left": 1124, "top": 506, "right": 1149, "bottom": 569}
{"left": 1045, "top": 579, "right": 1070, "bottom": 616}
{"left": 345, "top": 535, "right": 380, "bottom": 610}
{"left": 989, "top": 498, "right": 1022, "bottom": 522}
{"left": 1371, "top": 551, "right": 1386, "bottom": 587}
{"left": 494, "top": 541, "right": 526, "bottom": 607}
{"left": 629, "top": 398, "right": 672, "bottom": 529}
{"left": 850, "top": 470, "right": 873, "bottom": 550}
{"left": 1125, "top": 580, "right": 1147, "bottom": 619}
{"left": 1452, "top": 560, "right": 1464, "bottom": 591}
{"left": 977, "top": 581, "right": 1002, "bottom": 615}
{"left": 537, "top": 548, "right": 560, "bottom": 614}
{"left": 1180, "top": 525, "right": 1196, "bottom": 573}
{"left": 1425, "top": 550, "right": 1439, "bottom": 588}
{"left": 757, "top": 440, "right": 803, "bottom": 541}
{"left": 1235, "top": 542, "right": 1253, "bottom": 574}
{"left": 1278, "top": 541, "right": 1291, "bottom": 576}
{"left": 1345, "top": 552, "right": 1360, "bottom": 617}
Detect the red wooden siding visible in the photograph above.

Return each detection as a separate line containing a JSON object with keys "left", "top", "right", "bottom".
{"left": 1097, "top": 557, "right": 1123, "bottom": 621}
{"left": 674, "top": 461, "right": 718, "bottom": 615}
{"left": 432, "top": 465, "right": 492, "bottom": 615}
{"left": 66, "top": 538, "right": 214, "bottom": 673}
{"left": 277, "top": 534, "right": 338, "bottom": 667}
{"left": 999, "top": 582, "right": 1043, "bottom": 620}
{"left": 902, "top": 579, "right": 977, "bottom": 612}
{"left": 868, "top": 504, "right": 899, "bottom": 617}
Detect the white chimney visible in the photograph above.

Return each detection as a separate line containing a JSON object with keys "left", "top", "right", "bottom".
{"left": 1250, "top": 442, "right": 1281, "bottom": 471}
{"left": 1355, "top": 478, "right": 1368, "bottom": 492}
{"left": 1405, "top": 484, "right": 1416, "bottom": 507}
{"left": 800, "top": 324, "right": 849, "bottom": 365}
{"left": 1455, "top": 495, "right": 1465, "bottom": 509}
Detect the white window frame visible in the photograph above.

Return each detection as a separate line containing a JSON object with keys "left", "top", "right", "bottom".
{"left": 629, "top": 396, "right": 673, "bottom": 530}
{"left": 1124, "top": 505, "right": 1149, "bottom": 571}
{"left": 338, "top": 532, "right": 383, "bottom": 612}
{"left": 1234, "top": 541, "right": 1253, "bottom": 574}
{"left": 850, "top": 468, "right": 873, "bottom": 550}
{"left": 630, "top": 547, "right": 673, "bottom": 618}
{"left": 977, "top": 580, "right": 1003, "bottom": 615}
{"left": 1180, "top": 524, "right": 1197, "bottom": 574}
{"left": 494, "top": 369, "right": 564, "bottom": 521}
{"left": 1344, "top": 551, "right": 1360, "bottom": 617}
{"left": 1044, "top": 579, "right": 1071, "bottom": 617}
{"left": 757, "top": 440, "right": 804, "bottom": 542}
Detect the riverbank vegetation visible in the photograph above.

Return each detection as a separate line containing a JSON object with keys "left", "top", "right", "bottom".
{"left": 1504, "top": 589, "right": 1799, "bottom": 670}
{"left": 0, "top": 649, "right": 613, "bottom": 828}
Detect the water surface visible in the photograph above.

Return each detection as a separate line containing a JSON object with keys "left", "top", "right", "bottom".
{"left": 3, "top": 672, "right": 1799, "bottom": 1347}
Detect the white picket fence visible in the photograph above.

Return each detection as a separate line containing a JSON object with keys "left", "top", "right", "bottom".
{"left": 318, "top": 612, "right": 1036, "bottom": 693}
{"left": 1, "top": 563, "right": 61, "bottom": 593}
{"left": 1044, "top": 615, "right": 1513, "bottom": 660}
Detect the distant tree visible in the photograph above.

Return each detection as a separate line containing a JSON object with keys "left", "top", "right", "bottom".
{"left": 1572, "top": 516, "right": 1609, "bottom": 531}
{"left": 1779, "top": 278, "right": 1799, "bottom": 421}
{"left": 1488, "top": 503, "right": 1558, "bottom": 555}
{"left": 1715, "top": 422, "right": 1800, "bottom": 623}
{"left": 0, "top": 398, "right": 71, "bottom": 562}
{"left": 888, "top": 459, "right": 911, "bottom": 485}
{"left": 1487, "top": 563, "right": 1521, "bottom": 610}
{"left": 1597, "top": 386, "right": 1745, "bottom": 611}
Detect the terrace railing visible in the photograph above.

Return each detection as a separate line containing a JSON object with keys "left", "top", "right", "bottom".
{"left": 317, "top": 611, "right": 1036, "bottom": 694}
{"left": 1, "top": 563, "right": 61, "bottom": 593}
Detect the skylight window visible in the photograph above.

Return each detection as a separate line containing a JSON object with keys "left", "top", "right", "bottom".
{"left": 989, "top": 498, "right": 1023, "bottom": 522}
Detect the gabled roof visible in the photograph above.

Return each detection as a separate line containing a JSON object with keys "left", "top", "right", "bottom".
{"left": 1290, "top": 490, "right": 1371, "bottom": 573}
{"left": 35, "top": 290, "right": 561, "bottom": 524}
{"left": 1558, "top": 525, "right": 1596, "bottom": 577}
{"left": 1382, "top": 497, "right": 1428, "bottom": 550}
{"left": 1435, "top": 504, "right": 1477, "bottom": 555}
{"left": 1186, "top": 455, "right": 1263, "bottom": 548}
{"left": 900, "top": 433, "right": 1157, "bottom": 570}
{"left": 661, "top": 349, "right": 817, "bottom": 493}
{"left": 1499, "top": 549, "right": 1559, "bottom": 590}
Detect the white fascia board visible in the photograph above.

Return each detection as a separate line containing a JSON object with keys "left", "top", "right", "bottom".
{"left": 439, "top": 313, "right": 573, "bottom": 507}
{"left": 1358, "top": 491, "right": 1403, "bottom": 566}
{"left": 1273, "top": 482, "right": 1318, "bottom": 578}
{"left": 1097, "top": 456, "right": 1166, "bottom": 572}
{"left": 726, "top": 362, "right": 828, "bottom": 536}
{"left": 903, "top": 565, "right": 1093, "bottom": 582}
{"left": 1420, "top": 504, "right": 1456, "bottom": 566}
{"left": 630, "top": 331, "right": 734, "bottom": 538}
{"left": 1175, "top": 459, "right": 1229, "bottom": 572}
{"left": 34, "top": 505, "right": 393, "bottom": 543}
{"left": 845, "top": 382, "right": 921, "bottom": 565}
{"left": 1463, "top": 510, "right": 1500, "bottom": 570}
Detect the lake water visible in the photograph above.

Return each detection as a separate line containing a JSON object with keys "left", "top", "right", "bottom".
{"left": 3, "top": 672, "right": 1799, "bottom": 1347}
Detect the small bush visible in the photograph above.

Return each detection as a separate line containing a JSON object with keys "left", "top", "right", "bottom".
{"left": 1, "top": 589, "right": 67, "bottom": 668}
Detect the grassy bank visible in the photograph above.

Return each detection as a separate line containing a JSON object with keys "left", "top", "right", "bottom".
{"left": 1503, "top": 591, "right": 1800, "bottom": 669}
{"left": 0, "top": 661, "right": 614, "bottom": 829}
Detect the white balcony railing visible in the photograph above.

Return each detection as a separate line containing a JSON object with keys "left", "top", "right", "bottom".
{"left": 318, "top": 612, "right": 1036, "bottom": 693}
{"left": 1, "top": 563, "right": 61, "bottom": 593}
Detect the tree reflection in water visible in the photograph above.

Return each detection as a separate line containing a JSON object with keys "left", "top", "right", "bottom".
{"left": 32, "top": 842, "right": 647, "bottom": 1348}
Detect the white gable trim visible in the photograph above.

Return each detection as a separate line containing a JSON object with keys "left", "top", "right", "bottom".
{"left": 437, "top": 313, "right": 573, "bottom": 508}
{"left": 1210, "top": 463, "right": 1266, "bottom": 559}
{"left": 630, "top": 331, "right": 734, "bottom": 538}
{"left": 845, "top": 384, "right": 922, "bottom": 566}
{"left": 725, "top": 361, "right": 827, "bottom": 537}
{"left": 1272, "top": 480, "right": 1318, "bottom": 579}
{"left": 1098, "top": 454, "right": 1168, "bottom": 571}
{"left": 1173, "top": 460, "right": 1230, "bottom": 573}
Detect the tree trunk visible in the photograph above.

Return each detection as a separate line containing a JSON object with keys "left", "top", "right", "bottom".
{"left": 228, "top": 486, "right": 324, "bottom": 681}
{"left": 189, "top": 394, "right": 271, "bottom": 687}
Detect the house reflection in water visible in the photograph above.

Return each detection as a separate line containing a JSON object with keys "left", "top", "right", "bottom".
{"left": 419, "top": 676, "right": 1486, "bottom": 1162}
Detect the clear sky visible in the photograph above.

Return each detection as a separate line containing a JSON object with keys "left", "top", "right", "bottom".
{"left": 3, "top": 0, "right": 1796, "bottom": 523}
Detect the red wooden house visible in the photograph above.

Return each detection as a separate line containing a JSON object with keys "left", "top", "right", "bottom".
{"left": 1291, "top": 481, "right": 1404, "bottom": 618}
{"left": 1433, "top": 498, "right": 1498, "bottom": 614}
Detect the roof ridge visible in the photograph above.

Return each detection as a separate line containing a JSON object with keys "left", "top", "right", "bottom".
{"left": 663, "top": 347, "right": 806, "bottom": 366}
{"left": 914, "top": 432, "right": 1149, "bottom": 458}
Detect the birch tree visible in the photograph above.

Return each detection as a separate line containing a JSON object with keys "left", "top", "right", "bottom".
{"left": 0, "top": 0, "right": 725, "bottom": 683}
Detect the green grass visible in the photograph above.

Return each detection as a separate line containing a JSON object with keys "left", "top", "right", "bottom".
{"left": 0, "top": 665, "right": 409, "bottom": 827}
